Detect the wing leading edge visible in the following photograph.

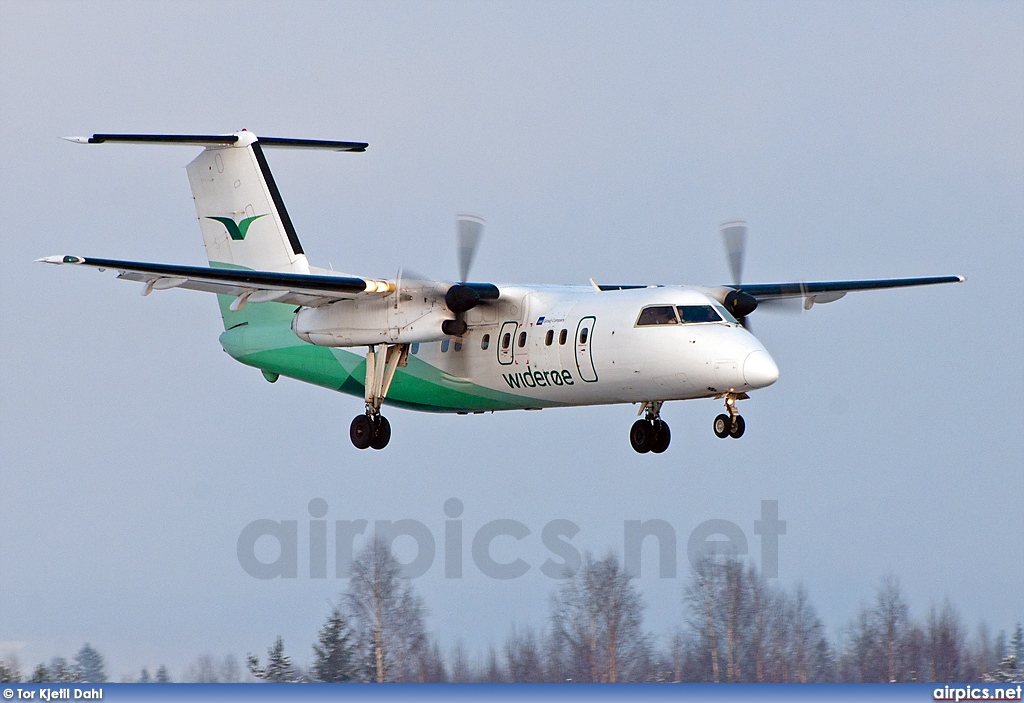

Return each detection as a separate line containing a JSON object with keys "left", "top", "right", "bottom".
{"left": 732, "top": 275, "right": 965, "bottom": 304}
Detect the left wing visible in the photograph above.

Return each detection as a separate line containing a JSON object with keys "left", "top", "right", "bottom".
{"left": 36, "top": 255, "right": 396, "bottom": 309}
{"left": 732, "top": 275, "right": 965, "bottom": 307}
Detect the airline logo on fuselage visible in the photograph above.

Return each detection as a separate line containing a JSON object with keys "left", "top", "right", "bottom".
{"left": 206, "top": 214, "right": 267, "bottom": 241}
{"left": 502, "top": 365, "right": 576, "bottom": 390}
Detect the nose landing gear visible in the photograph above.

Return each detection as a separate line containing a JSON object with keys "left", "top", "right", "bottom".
{"left": 713, "top": 393, "right": 746, "bottom": 439}
{"left": 630, "top": 401, "right": 671, "bottom": 454}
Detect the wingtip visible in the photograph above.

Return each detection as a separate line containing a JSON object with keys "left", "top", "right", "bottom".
{"left": 36, "top": 255, "right": 84, "bottom": 264}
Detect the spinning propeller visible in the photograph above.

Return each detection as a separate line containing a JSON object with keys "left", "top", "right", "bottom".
{"left": 441, "top": 214, "right": 498, "bottom": 336}
{"left": 719, "top": 220, "right": 803, "bottom": 327}
{"left": 719, "top": 220, "right": 759, "bottom": 327}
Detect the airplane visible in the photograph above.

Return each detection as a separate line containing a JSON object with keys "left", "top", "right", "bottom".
{"left": 39, "top": 131, "right": 964, "bottom": 453}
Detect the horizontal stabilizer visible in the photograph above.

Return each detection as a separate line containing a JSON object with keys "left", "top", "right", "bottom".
{"left": 62, "top": 133, "right": 368, "bottom": 151}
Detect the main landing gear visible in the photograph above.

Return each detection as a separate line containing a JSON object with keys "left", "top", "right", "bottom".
{"left": 350, "top": 343, "right": 408, "bottom": 450}
{"left": 350, "top": 413, "right": 391, "bottom": 450}
{"left": 630, "top": 401, "right": 671, "bottom": 454}
{"left": 713, "top": 393, "right": 746, "bottom": 439}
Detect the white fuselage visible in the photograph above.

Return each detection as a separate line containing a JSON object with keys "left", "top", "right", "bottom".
{"left": 401, "top": 284, "right": 779, "bottom": 408}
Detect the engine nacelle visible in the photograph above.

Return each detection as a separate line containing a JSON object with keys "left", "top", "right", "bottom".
{"left": 723, "top": 289, "right": 758, "bottom": 318}
{"left": 291, "top": 298, "right": 454, "bottom": 347}
{"left": 700, "top": 286, "right": 759, "bottom": 318}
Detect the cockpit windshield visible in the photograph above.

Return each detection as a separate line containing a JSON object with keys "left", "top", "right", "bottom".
{"left": 636, "top": 305, "right": 678, "bottom": 326}
{"left": 677, "top": 305, "right": 724, "bottom": 324}
{"left": 636, "top": 304, "right": 737, "bottom": 326}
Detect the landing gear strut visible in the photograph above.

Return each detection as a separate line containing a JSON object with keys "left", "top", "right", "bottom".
{"left": 630, "top": 401, "right": 671, "bottom": 454}
{"left": 713, "top": 393, "right": 746, "bottom": 439}
{"left": 350, "top": 343, "right": 407, "bottom": 450}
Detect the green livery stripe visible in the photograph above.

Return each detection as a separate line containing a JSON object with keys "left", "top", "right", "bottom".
{"left": 220, "top": 322, "right": 547, "bottom": 413}
{"left": 210, "top": 262, "right": 550, "bottom": 412}
{"left": 210, "top": 262, "right": 296, "bottom": 330}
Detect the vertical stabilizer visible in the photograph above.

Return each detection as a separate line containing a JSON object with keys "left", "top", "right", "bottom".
{"left": 186, "top": 131, "right": 309, "bottom": 273}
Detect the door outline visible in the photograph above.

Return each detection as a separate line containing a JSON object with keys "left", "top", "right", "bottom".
{"left": 575, "top": 316, "right": 598, "bottom": 382}
{"left": 497, "top": 321, "right": 518, "bottom": 366}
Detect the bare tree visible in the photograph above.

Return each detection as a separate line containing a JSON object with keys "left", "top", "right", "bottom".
{"left": 505, "top": 625, "right": 546, "bottom": 682}
{"left": 184, "top": 654, "right": 220, "bottom": 682}
{"left": 416, "top": 639, "right": 448, "bottom": 682}
{"left": 550, "top": 552, "right": 649, "bottom": 682}
{"left": 789, "top": 584, "right": 831, "bottom": 682}
{"left": 838, "top": 576, "right": 915, "bottom": 682}
{"left": 926, "top": 599, "right": 966, "bottom": 682}
{"left": 684, "top": 556, "right": 722, "bottom": 682}
{"left": 220, "top": 654, "right": 241, "bottom": 683}
{"left": 482, "top": 645, "right": 504, "bottom": 682}
{"left": 875, "top": 576, "right": 911, "bottom": 681}
{"left": 345, "top": 535, "right": 428, "bottom": 682}
{"left": 681, "top": 556, "right": 830, "bottom": 683}
{"left": 449, "top": 640, "right": 472, "bottom": 682}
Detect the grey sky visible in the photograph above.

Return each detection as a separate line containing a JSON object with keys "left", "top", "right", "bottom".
{"left": 1, "top": 0, "right": 1021, "bottom": 679}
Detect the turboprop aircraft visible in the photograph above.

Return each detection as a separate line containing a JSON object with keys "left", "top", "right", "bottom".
{"left": 40, "top": 131, "right": 964, "bottom": 453}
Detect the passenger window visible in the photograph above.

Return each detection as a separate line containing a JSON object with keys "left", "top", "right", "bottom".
{"left": 502, "top": 332, "right": 511, "bottom": 349}
{"left": 481, "top": 334, "right": 490, "bottom": 350}
{"left": 441, "top": 339, "right": 449, "bottom": 352}
{"left": 579, "top": 327, "right": 589, "bottom": 344}
{"left": 678, "top": 305, "right": 723, "bottom": 323}
{"left": 454, "top": 341, "right": 462, "bottom": 352}
{"left": 559, "top": 329, "right": 567, "bottom": 345}
{"left": 636, "top": 305, "right": 679, "bottom": 326}
{"left": 518, "top": 331, "right": 527, "bottom": 348}
{"left": 411, "top": 343, "right": 419, "bottom": 355}
{"left": 545, "top": 329, "right": 554, "bottom": 346}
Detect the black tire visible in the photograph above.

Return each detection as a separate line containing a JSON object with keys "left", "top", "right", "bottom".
{"left": 369, "top": 415, "right": 392, "bottom": 450}
{"left": 713, "top": 414, "right": 731, "bottom": 439}
{"left": 651, "top": 420, "right": 671, "bottom": 454}
{"left": 629, "top": 419, "right": 653, "bottom": 453}
{"left": 729, "top": 414, "right": 746, "bottom": 439}
{"left": 350, "top": 414, "right": 373, "bottom": 449}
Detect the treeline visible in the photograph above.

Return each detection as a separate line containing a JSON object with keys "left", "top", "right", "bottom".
{"left": 2, "top": 539, "right": 1021, "bottom": 683}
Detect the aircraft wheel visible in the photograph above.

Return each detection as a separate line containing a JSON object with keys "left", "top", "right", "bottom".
{"left": 629, "top": 419, "right": 653, "bottom": 454}
{"left": 350, "top": 414, "right": 373, "bottom": 449}
{"left": 729, "top": 415, "right": 746, "bottom": 439}
{"left": 370, "top": 415, "right": 392, "bottom": 450}
{"left": 651, "top": 420, "right": 671, "bottom": 454}
{"left": 713, "top": 414, "right": 731, "bottom": 439}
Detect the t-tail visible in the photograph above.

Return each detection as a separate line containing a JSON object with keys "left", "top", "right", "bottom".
{"left": 62, "top": 131, "right": 367, "bottom": 327}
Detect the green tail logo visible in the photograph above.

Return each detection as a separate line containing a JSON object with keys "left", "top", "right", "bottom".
{"left": 207, "top": 214, "right": 267, "bottom": 241}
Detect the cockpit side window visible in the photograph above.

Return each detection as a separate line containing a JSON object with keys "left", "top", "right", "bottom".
{"left": 678, "top": 305, "right": 724, "bottom": 323}
{"left": 715, "top": 305, "right": 739, "bottom": 324}
{"left": 636, "top": 305, "right": 679, "bottom": 326}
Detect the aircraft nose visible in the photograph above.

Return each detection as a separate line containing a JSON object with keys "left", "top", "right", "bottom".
{"left": 743, "top": 349, "right": 779, "bottom": 389}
